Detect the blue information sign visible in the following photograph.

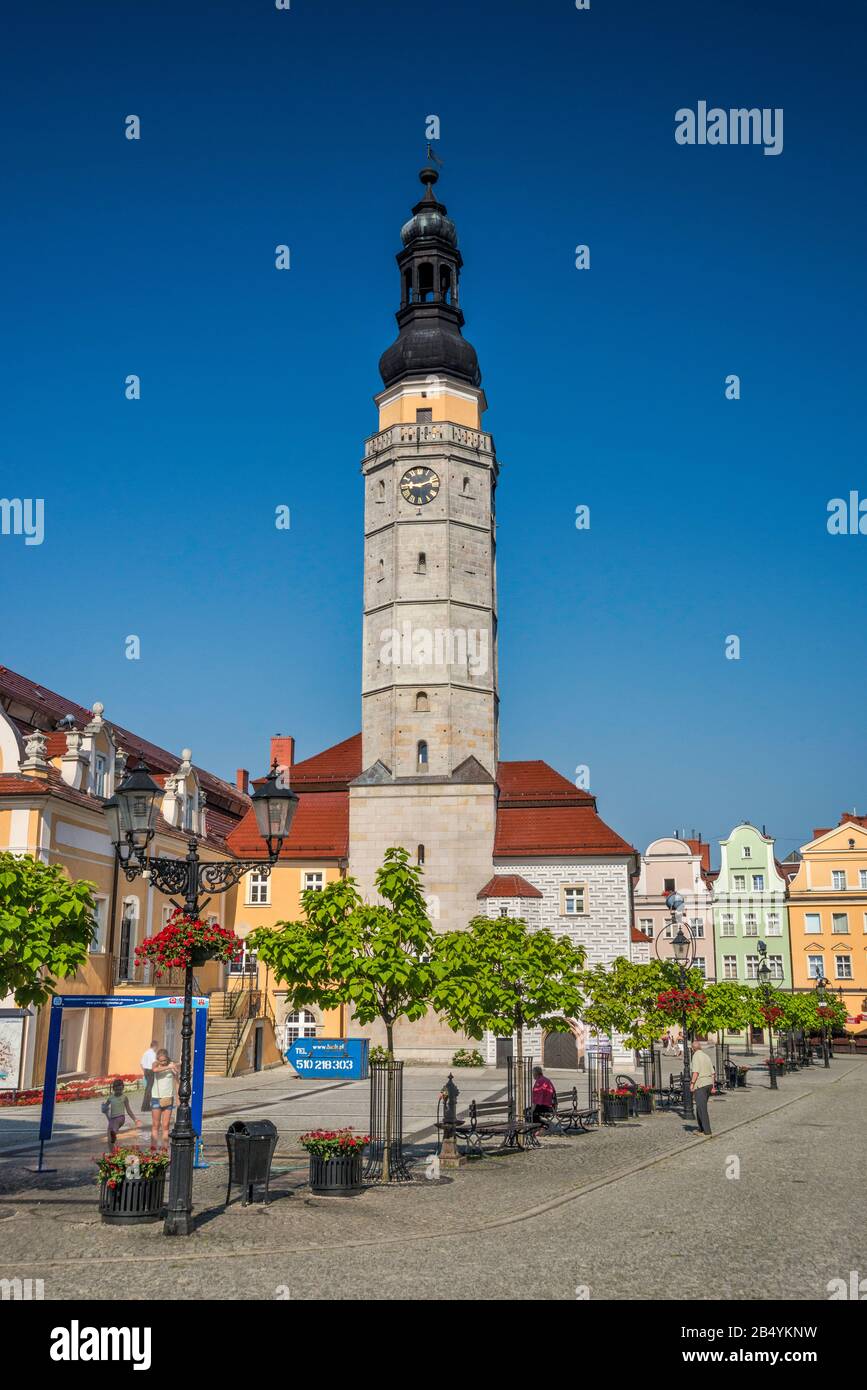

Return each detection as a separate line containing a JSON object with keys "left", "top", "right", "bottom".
{"left": 286, "top": 1037, "right": 369, "bottom": 1080}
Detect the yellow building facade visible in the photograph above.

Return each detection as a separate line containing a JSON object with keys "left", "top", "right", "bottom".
{"left": 788, "top": 816, "right": 867, "bottom": 1034}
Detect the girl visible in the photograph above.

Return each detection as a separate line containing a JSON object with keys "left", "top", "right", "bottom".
{"left": 103, "top": 1078, "right": 138, "bottom": 1146}
{"left": 150, "top": 1048, "right": 179, "bottom": 1151}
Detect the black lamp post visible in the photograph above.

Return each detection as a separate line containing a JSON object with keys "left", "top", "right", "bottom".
{"left": 814, "top": 975, "right": 830, "bottom": 1068}
{"left": 756, "top": 942, "right": 778, "bottom": 1090}
{"left": 106, "top": 759, "right": 298, "bottom": 1236}
{"left": 657, "top": 893, "right": 695, "bottom": 1119}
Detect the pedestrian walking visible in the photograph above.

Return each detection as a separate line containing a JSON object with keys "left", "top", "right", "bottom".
{"left": 101, "top": 1078, "right": 139, "bottom": 1146}
{"left": 140, "top": 1038, "right": 158, "bottom": 1114}
{"left": 690, "top": 1041, "right": 715, "bottom": 1136}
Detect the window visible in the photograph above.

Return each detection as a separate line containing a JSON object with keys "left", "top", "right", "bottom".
{"left": 182, "top": 793, "right": 194, "bottom": 832}
{"left": 766, "top": 912, "right": 781, "bottom": 936}
{"left": 690, "top": 918, "right": 705, "bottom": 938}
{"left": 745, "top": 955, "right": 759, "bottom": 981}
{"left": 805, "top": 913, "right": 822, "bottom": 934}
{"left": 93, "top": 753, "right": 107, "bottom": 798}
{"left": 462, "top": 475, "right": 471, "bottom": 495}
{"left": 417, "top": 740, "right": 428, "bottom": 768}
{"left": 639, "top": 918, "right": 654, "bottom": 938}
{"left": 663, "top": 878, "right": 676, "bottom": 893}
{"left": 284, "top": 1009, "right": 317, "bottom": 1047}
{"left": 752, "top": 874, "right": 765, "bottom": 892}
{"left": 247, "top": 871, "right": 270, "bottom": 905}
{"left": 743, "top": 913, "right": 758, "bottom": 936}
{"left": 562, "top": 885, "right": 586, "bottom": 916}
{"left": 832, "top": 913, "right": 850, "bottom": 934}
{"left": 835, "top": 955, "right": 853, "bottom": 980}
{"left": 377, "top": 557, "right": 384, "bottom": 582}
{"left": 733, "top": 874, "right": 746, "bottom": 891}
{"left": 415, "top": 691, "right": 429, "bottom": 712}
{"left": 377, "top": 478, "right": 385, "bottom": 503}
{"left": 417, "top": 552, "right": 427, "bottom": 575}
{"left": 694, "top": 956, "right": 706, "bottom": 979}
{"left": 742, "top": 845, "right": 752, "bottom": 859}
{"left": 161, "top": 904, "right": 174, "bottom": 929}
{"left": 663, "top": 922, "right": 673, "bottom": 940}
{"left": 723, "top": 955, "right": 738, "bottom": 980}
{"left": 303, "top": 871, "right": 324, "bottom": 893}
{"left": 498, "top": 907, "right": 509, "bottom": 918}
{"left": 416, "top": 845, "right": 425, "bottom": 866}
{"left": 832, "top": 870, "right": 847, "bottom": 891}
{"left": 860, "top": 870, "right": 867, "bottom": 890}
{"left": 769, "top": 956, "right": 784, "bottom": 981}
{"left": 90, "top": 897, "right": 108, "bottom": 953}
{"left": 229, "top": 942, "right": 258, "bottom": 976}
{"left": 720, "top": 913, "right": 735, "bottom": 937}
{"left": 416, "top": 407, "right": 432, "bottom": 423}
{"left": 807, "top": 954, "right": 825, "bottom": 980}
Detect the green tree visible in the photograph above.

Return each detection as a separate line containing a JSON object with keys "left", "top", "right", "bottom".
{"left": 0, "top": 852, "right": 96, "bottom": 1007}
{"left": 694, "top": 981, "right": 760, "bottom": 1042}
{"left": 431, "top": 916, "right": 586, "bottom": 1131}
{"left": 580, "top": 957, "right": 703, "bottom": 1050}
{"left": 250, "top": 847, "right": 435, "bottom": 1180}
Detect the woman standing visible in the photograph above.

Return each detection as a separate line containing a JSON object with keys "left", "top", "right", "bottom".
{"left": 149, "top": 1048, "right": 178, "bottom": 1151}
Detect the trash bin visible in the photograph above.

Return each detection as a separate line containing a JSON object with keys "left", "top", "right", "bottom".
{"left": 225, "top": 1119, "right": 278, "bottom": 1207}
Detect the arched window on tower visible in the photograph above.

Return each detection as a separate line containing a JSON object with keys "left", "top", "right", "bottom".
{"left": 440, "top": 265, "right": 452, "bottom": 303}
{"left": 415, "top": 691, "right": 428, "bottom": 712}
{"left": 417, "top": 551, "right": 426, "bottom": 574}
{"left": 377, "top": 557, "right": 384, "bottom": 582}
{"left": 377, "top": 478, "right": 385, "bottom": 503}
{"left": 417, "top": 740, "right": 428, "bottom": 769}
{"left": 403, "top": 269, "right": 413, "bottom": 306}
{"left": 418, "top": 262, "right": 434, "bottom": 302}
{"left": 462, "top": 475, "right": 471, "bottom": 495}
{"left": 417, "top": 844, "right": 425, "bottom": 865}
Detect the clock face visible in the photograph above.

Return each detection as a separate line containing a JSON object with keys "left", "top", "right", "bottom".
{"left": 400, "top": 466, "right": 440, "bottom": 506}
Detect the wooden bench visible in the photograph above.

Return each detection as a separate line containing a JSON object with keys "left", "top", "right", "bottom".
{"left": 454, "top": 1097, "right": 544, "bottom": 1152}
{"left": 551, "top": 1085, "right": 598, "bottom": 1133}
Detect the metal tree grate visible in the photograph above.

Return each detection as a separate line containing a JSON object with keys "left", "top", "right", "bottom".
{"left": 364, "top": 1059, "right": 412, "bottom": 1183}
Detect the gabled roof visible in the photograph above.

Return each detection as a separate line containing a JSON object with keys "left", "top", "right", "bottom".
{"left": 631, "top": 926, "right": 650, "bottom": 944}
{"left": 477, "top": 874, "right": 542, "bottom": 899}
{"left": 496, "top": 760, "right": 594, "bottom": 804}
{"left": 686, "top": 838, "right": 712, "bottom": 873}
{"left": 494, "top": 802, "right": 635, "bottom": 858}
{"left": 226, "top": 791, "right": 348, "bottom": 861}
{"left": 291, "top": 733, "right": 362, "bottom": 790}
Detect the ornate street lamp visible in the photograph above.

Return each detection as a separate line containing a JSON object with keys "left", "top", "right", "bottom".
{"left": 814, "top": 974, "right": 831, "bottom": 1068}
{"left": 108, "top": 758, "right": 298, "bottom": 1236}
{"left": 756, "top": 942, "right": 778, "bottom": 1090}
{"left": 657, "top": 892, "right": 695, "bottom": 1119}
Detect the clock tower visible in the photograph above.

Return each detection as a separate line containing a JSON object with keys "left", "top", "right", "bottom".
{"left": 349, "top": 157, "right": 499, "bottom": 943}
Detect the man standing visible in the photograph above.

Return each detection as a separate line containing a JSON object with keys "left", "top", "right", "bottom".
{"left": 140, "top": 1038, "right": 158, "bottom": 1115}
{"left": 690, "top": 1041, "right": 715, "bottom": 1136}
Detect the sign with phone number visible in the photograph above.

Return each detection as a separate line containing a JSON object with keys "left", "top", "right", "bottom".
{"left": 285, "top": 1037, "right": 369, "bottom": 1080}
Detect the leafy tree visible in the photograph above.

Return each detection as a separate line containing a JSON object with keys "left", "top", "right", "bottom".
{"left": 431, "top": 916, "right": 586, "bottom": 1130}
{"left": 250, "top": 847, "right": 435, "bottom": 1180}
{"left": 0, "top": 852, "right": 96, "bottom": 1007}
{"left": 580, "top": 957, "right": 704, "bottom": 1050}
{"left": 694, "top": 981, "right": 760, "bottom": 1041}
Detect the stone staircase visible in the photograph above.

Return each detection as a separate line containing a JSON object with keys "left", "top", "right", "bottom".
{"left": 204, "top": 991, "right": 244, "bottom": 1076}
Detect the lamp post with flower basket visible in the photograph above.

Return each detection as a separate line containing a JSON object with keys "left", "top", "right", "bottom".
{"left": 756, "top": 942, "right": 780, "bottom": 1090}
{"left": 814, "top": 975, "right": 832, "bottom": 1068}
{"left": 104, "top": 759, "right": 298, "bottom": 1236}
{"left": 655, "top": 894, "right": 701, "bottom": 1118}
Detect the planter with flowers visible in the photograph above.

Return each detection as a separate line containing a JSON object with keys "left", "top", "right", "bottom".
{"left": 96, "top": 1146, "right": 169, "bottom": 1225}
{"left": 135, "top": 910, "right": 244, "bottom": 977}
{"left": 602, "top": 1088, "right": 632, "bottom": 1122}
{"left": 632, "top": 1083, "right": 654, "bottom": 1115}
{"left": 765, "top": 1056, "right": 785, "bottom": 1072}
{"left": 300, "top": 1130, "right": 370, "bottom": 1195}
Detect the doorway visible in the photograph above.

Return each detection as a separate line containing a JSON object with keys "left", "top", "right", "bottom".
{"left": 495, "top": 1037, "right": 513, "bottom": 1068}
{"left": 543, "top": 1031, "right": 579, "bottom": 1069}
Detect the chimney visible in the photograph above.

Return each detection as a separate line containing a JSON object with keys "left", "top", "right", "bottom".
{"left": 236, "top": 768, "right": 249, "bottom": 795}
{"left": 270, "top": 735, "right": 295, "bottom": 773}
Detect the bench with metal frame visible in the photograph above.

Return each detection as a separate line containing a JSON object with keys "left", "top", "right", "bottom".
{"left": 454, "top": 1097, "right": 544, "bottom": 1153}
{"left": 549, "top": 1085, "right": 598, "bottom": 1133}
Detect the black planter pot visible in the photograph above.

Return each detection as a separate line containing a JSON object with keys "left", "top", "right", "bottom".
{"left": 633, "top": 1091, "right": 653, "bottom": 1115}
{"left": 603, "top": 1095, "right": 630, "bottom": 1122}
{"left": 308, "top": 1152, "right": 363, "bottom": 1195}
{"left": 736, "top": 1072, "right": 748, "bottom": 1088}
{"left": 99, "top": 1173, "right": 167, "bottom": 1225}
{"left": 189, "top": 947, "right": 215, "bottom": 967}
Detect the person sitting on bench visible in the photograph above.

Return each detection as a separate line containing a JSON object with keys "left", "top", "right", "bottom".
{"left": 531, "top": 1066, "right": 557, "bottom": 1127}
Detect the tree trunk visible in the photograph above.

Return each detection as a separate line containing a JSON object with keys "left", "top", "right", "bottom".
{"left": 383, "top": 1019, "right": 394, "bottom": 1184}
{"left": 515, "top": 1006, "right": 525, "bottom": 1149}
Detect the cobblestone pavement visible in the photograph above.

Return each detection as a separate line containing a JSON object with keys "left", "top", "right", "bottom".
{"left": 0, "top": 1054, "right": 861, "bottom": 1301}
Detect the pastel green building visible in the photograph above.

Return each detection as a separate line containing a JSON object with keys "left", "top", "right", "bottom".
{"left": 712, "top": 822, "right": 792, "bottom": 996}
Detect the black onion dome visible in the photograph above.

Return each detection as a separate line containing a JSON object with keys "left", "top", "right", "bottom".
{"left": 379, "top": 158, "right": 481, "bottom": 390}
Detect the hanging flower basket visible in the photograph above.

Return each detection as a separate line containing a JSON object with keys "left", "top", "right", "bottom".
{"left": 135, "top": 910, "right": 244, "bottom": 978}
{"left": 760, "top": 1005, "right": 784, "bottom": 1026}
{"left": 657, "top": 988, "right": 706, "bottom": 1016}
{"left": 300, "top": 1130, "right": 369, "bottom": 1195}
{"left": 95, "top": 1146, "right": 169, "bottom": 1225}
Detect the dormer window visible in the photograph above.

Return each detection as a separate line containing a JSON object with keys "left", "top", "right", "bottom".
{"left": 93, "top": 753, "right": 107, "bottom": 798}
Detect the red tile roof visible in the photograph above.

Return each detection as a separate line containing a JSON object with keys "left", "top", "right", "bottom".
{"left": 686, "top": 838, "right": 712, "bottom": 873}
{"left": 290, "top": 734, "right": 363, "bottom": 789}
{"left": 496, "top": 760, "right": 594, "bottom": 804}
{"left": 477, "top": 874, "right": 542, "bottom": 899}
{"left": 631, "top": 926, "right": 650, "bottom": 944}
{"left": 494, "top": 804, "right": 636, "bottom": 859}
{"left": 226, "top": 791, "right": 348, "bottom": 861}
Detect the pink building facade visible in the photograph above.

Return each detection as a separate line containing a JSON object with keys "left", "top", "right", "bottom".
{"left": 633, "top": 837, "right": 716, "bottom": 982}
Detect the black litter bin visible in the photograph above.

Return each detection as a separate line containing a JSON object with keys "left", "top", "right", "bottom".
{"left": 225, "top": 1119, "right": 279, "bottom": 1207}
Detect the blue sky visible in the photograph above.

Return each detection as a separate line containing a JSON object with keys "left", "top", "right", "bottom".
{"left": 2, "top": 0, "right": 865, "bottom": 863}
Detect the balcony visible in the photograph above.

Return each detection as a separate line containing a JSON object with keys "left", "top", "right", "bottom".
{"left": 364, "top": 421, "right": 493, "bottom": 459}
